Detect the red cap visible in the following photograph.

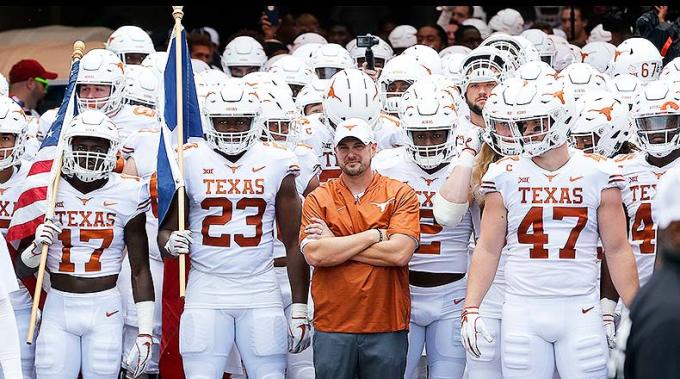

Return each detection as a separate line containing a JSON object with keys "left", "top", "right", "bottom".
{"left": 8, "top": 59, "right": 58, "bottom": 84}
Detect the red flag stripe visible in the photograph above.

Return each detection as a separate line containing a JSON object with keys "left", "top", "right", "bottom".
{"left": 6, "top": 215, "right": 44, "bottom": 243}
{"left": 27, "top": 160, "right": 53, "bottom": 176}
{"left": 15, "top": 186, "right": 48, "bottom": 210}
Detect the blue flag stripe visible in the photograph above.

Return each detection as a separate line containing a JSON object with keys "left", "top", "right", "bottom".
{"left": 157, "top": 28, "right": 204, "bottom": 226}
{"left": 41, "top": 60, "right": 80, "bottom": 149}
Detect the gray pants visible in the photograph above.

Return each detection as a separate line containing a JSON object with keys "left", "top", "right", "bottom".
{"left": 313, "top": 330, "right": 408, "bottom": 379}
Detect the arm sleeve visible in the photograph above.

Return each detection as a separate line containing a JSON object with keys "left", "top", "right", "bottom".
{"left": 387, "top": 185, "right": 421, "bottom": 242}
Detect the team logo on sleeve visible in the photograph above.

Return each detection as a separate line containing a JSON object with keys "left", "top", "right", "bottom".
{"left": 371, "top": 197, "right": 395, "bottom": 212}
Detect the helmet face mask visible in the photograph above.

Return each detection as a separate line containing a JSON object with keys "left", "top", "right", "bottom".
{"left": 62, "top": 111, "right": 120, "bottom": 183}
{"left": 400, "top": 79, "right": 458, "bottom": 169}
{"left": 631, "top": 81, "right": 680, "bottom": 158}
{"left": 203, "top": 83, "right": 262, "bottom": 155}
{"left": 405, "top": 128, "right": 455, "bottom": 169}
{"left": 76, "top": 49, "right": 126, "bottom": 117}
{"left": 635, "top": 115, "right": 680, "bottom": 157}
{"left": 0, "top": 98, "right": 27, "bottom": 170}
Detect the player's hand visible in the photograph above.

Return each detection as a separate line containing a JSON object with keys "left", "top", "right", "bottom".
{"left": 461, "top": 126, "right": 484, "bottom": 157}
{"left": 125, "top": 334, "right": 154, "bottom": 378}
{"left": 601, "top": 298, "right": 617, "bottom": 349}
{"left": 288, "top": 303, "right": 312, "bottom": 353}
{"left": 164, "top": 230, "right": 192, "bottom": 257}
{"left": 34, "top": 218, "right": 62, "bottom": 246}
{"left": 460, "top": 306, "right": 493, "bottom": 358}
{"left": 360, "top": 62, "right": 382, "bottom": 81}
{"left": 305, "top": 218, "right": 335, "bottom": 240}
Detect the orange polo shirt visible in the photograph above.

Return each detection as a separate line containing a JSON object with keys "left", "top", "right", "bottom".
{"left": 300, "top": 172, "right": 420, "bottom": 333}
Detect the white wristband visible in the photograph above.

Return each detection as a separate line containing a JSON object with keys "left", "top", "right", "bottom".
{"left": 457, "top": 151, "right": 476, "bottom": 168}
{"left": 135, "top": 301, "right": 155, "bottom": 335}
{"left": 600, "top": 298, "right": 617, "bottom": 315}
{"left": 291, "top": 303, "right": 308, "bottom": 318}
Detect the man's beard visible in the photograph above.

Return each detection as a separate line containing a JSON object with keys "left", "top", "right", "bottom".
{"left": 467, "top": 99, "right": 484, "bottom": 116}
{"left": 341, "top": 162, "right": 367, "bottom": 176}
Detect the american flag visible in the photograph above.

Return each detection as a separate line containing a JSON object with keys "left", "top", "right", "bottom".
{"left": 6, "top": 57, "right": 80, "bottom": 245}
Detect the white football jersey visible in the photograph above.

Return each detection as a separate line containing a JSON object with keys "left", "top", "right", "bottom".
{"left": 47, "top": 174, "right": 150, "bottom": 278}
{"left": 111, "top": 104, "right": 161, "bottom": 142}
{"left": 298, "top": 113, "right": 339, "bottom": 183}
{"left": 272, "top": 143, "right": 320, "bottom": 260}
{"left": 121, "top": 128, "right": 162, "bottom": 261}
{"left": 0, "top": 162, "right": 33, "bottom": 309}
{"left": 481, "top": 149, "right": 625, "bottom": 297}
{"left": 615, "top": 152, "right": 680, "bottom": 286}
{"left": 374, "top": 147, "right": 472, "bottom": 273}
{"left": 184, "top": 140, "right": 299, "bottom": 275}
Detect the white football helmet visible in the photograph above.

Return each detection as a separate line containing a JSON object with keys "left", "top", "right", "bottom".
{"left": 203, "top": 81, "right": 262, "bottom": 155}
{"left": 402, "top": 45, "right": 443, "bottom": 75}
{"left": 194, "top": 69, "right": 230, "bottom": 107}
{"left": 521, "top": 29, "right": 557, "bottom": 67}
{"left": 267, "top": 55, "right": 317, "bottom": 98}
{"left": 308, "top": 43, "right": 354, "bottom": 79}
{"left": 242, "top": 71, "right": 293, "bottom": 97}
{"left": 441, "top": 53, "right": 468, "bottom": 88}
{"left": 295, "top": 79, "right": 328, "bottom": 116}
{"left": 557, "top": 63, "right": 610, "bottom": 100}
{"left": 481, "top": 77, "right": 523, "bottom": 156}
{"left": 291, "top": 33, "right": 328, "bottom": 52}
{"left": 611, "top": 38, "right": 662, "bottom": 82}
{"left": 37, "top": 108, "right": 58, "bottom": 142}
{"left": 348, "top": 37, "right": 393, "bottom": 68}
{"left": 399, "top": 78, "right": 458, "bottom": 168}
{"left": 388, "top": 25, "right": 417, "bottom": 50}
{"left": 221, "top": 36, "right": 267, "bottom": 77}
{"left": 141, "top": 51, "right": 167, "bottom": 80}
{"left": 439, "top": 45, "right": 472, "bottom": 59}
{"left": 62, "top": 110, "right": 120, "bottom": 182}
{"left": 0, "top": 74, "right": 8, "bottom": 97}
{"left": 291, "top": 43, "right": 324, "bottom": 67}
{"left": 191, "top": 59, "right": 210, "bottom": 74}
{"left": 488, "top": 9, "right": 525, "bottom": 35}
{"left": 570, "top": 91, "right": 632, "bottom": 157}
{"left": 514, "top": 36, "right": 541, "bottom": 63}
{"left": 581, "top": 41, "right": 615, "bottom": 74}
{"left": 480, "top": 33, "right": 524, "bottom": 67}
{"left": 552, "top": 43, "right": 578, "bottom": 71}
{"left": 483, "top": 78, "right": 576, "bottom": 157}
{"left": 378, "top": 55, "right": 430, "bottom": 115}
{"left": 257, "top": 86, "right": 299, "bottom": 149}
{"left": 76, "top": 49, "right": 126, "bottom": 117}
{"left": 461, "top": 46, "right": 516, "bottom": 91}
{"left": 516, "top": 60, "right": 557, "bottom": 82}
{"left": 611, "top": 74, "right": 643, "bottom": 109}
{"left": 323, "top": 69, "right": 381, "bottom": 128}
{"left": 123, "top": 65, "right": 159, "bottom": 110}
{"left": 660, "top": 57, "right": 680, "bottom": 79}
{"left": 106, "top": 25, "right": 155, "bottom": 65}
{"left": 631, "top": 80, "right": 680, "bottom": 157}
{"left": 587, "top": 24, "right": 612, "bottom": 43}
{"left": 0, "top": 97, "right": 27, "bottom": 169}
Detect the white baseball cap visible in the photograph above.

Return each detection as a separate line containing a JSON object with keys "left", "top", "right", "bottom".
{"left": 653, "top": 167, "right": 680, "bottom": 229}
{"left": 333, "top": 118, "right": 375, "bottom": 147}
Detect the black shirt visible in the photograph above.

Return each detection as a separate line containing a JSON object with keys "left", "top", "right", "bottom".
{"left": 625, "top": 258, "right": 680, "bottom": 378}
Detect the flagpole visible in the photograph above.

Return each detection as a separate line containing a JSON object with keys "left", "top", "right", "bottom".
{"left": 26, "top": 41, "right": 86, "bottom": 344}
{"left": 172, "top": 6, "right": 187, "bottom": 298}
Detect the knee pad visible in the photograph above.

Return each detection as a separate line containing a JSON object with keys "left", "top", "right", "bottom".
{"left": 87, "top": 329, "right": 123, "bottom": 375}
{"left": 433, "top": 318, "right": 466, "bottom": 360}
{"left": 34, "top": 321, "right": 67, "bottom": 375}
{"left": 502, "top": 333, "right": 531, "bottom": 371}
{"left": 572, "top": 335, "right": 607, "bottom": 374}
{"left": 180, "top": 309, "right": 217, "bottom": 356}
{"left": 250, "top": 310, "right": 287, "bottom": 357}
